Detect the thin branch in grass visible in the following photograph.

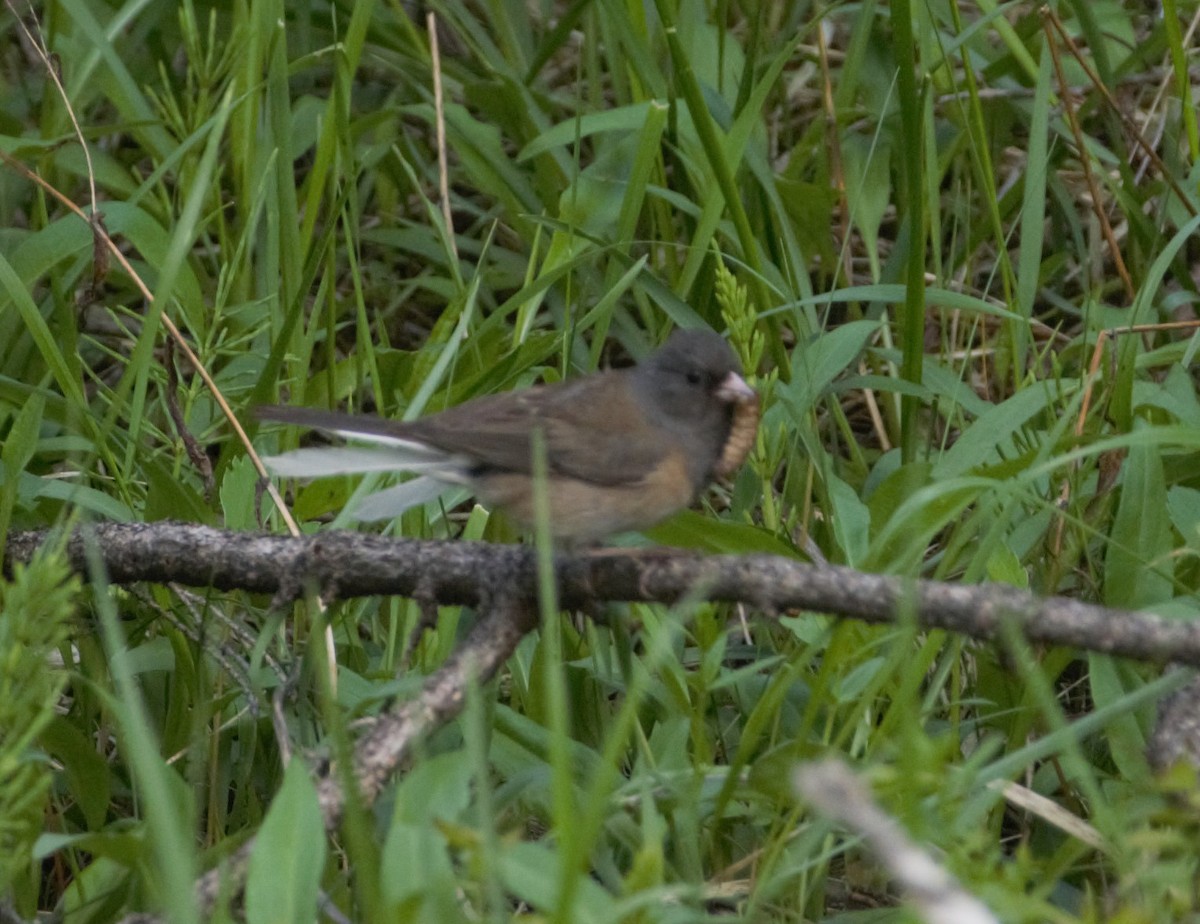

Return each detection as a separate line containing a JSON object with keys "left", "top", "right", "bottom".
{"left": 858, "top": 358, "right": 892, "bottom": 452}
{"left": 5, "top": 0, "right": 99, "bottom": 232}
{"left": 1041, "top": 9, "right": 1134, "bottom": 302}
{"left": 163, "top": 339, "right": 214, "bottom": 500}
{"left": 128, "top": 585, "right": 260, "bottom": 719}
{"left": 0, "top": 150, "right": 300, "bottom": 534}
{"left": 796, "top": 758, "right": 999, "bottom": 924}
{"left": 816, "top": 20, "right": 853, "bottom": 288}
{"left": 1140, "top": 10, "right": 1200, "bottom": 184}
{"left": 1052, "top": 318, "right": 1200, "bottom": 555}
{"left": 1074, "top": 320, "right": 1200, "bottom": 442}
{"left": 0, "top": 4, "right": 324, "bottom": 702}
{"left": 0, "top": 148, "right": 300, "bottom": 539}
{"left": 1042, "top": 8, "right": 1195, "bottom": 219}
{"left": 175, "top": 592, "right": 537, "bottom": 921}
{"left": 427, "top": 12, "right": 456, "bottom": 260}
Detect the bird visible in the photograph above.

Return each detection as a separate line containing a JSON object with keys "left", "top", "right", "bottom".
{"left": 258, "top": 328, "right": 759, "bottom": 541}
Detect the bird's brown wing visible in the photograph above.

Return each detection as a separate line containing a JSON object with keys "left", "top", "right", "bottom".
{"left": 400, "top": 371, "right": 674, "bottom": 486}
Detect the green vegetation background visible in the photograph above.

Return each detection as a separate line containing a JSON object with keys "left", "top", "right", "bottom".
{"left": 2, "top": 0, "right": 1199, "bottom": 920}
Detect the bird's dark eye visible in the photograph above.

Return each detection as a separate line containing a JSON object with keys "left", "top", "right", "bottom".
{"left": 685, "top": 370, "right": 703, "bottom": 385}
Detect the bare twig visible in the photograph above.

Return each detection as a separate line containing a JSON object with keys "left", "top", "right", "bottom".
{"left": 1041, "top": 8, "right": 1134, "bottom": 301}
{"left": 7, "top": 522, "right": 1200, "bottom": 668}
{"left": 1042, "top": 6, "right": 1196, "bottom": 219}
{"left": 1148, "top": 671, "right": 1200, "bottom": 771}
{"left": 796, "top": 758, "right": 999, "bottom": 924}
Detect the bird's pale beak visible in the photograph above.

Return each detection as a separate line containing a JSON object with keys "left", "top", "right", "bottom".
{"left": 716, "top": 372, "right": 756, "bottom": 404}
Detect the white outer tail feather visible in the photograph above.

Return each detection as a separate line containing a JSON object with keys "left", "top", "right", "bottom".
{"left": 351, "top": 476, "right": 454, "bottom": 520}
{"left": 264, "top": 440, "right": 475, "bottom": 519}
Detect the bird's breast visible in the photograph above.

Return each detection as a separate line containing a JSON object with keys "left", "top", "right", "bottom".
{"left": 474, "top": 451, "right": 695, "bottom": 541}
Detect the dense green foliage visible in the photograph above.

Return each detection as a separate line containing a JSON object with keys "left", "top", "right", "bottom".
{"left": 2, "top": 0, "right": 1200, "bottom": 920}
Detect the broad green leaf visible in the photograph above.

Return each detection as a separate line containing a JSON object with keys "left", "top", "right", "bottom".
{"left": 842, "top": 134, "right": 892, "bottom": 280}
{"left": 1087, "top": 655, "right": 1152, "bottom": 783}
{"left": 220, "top": 455, "right": 262, "bottom": 531}
{"left": 826, "top": 472, "right": 872, "bottom": 568}
{"left": 866, "top": 472, "right": 992, "bottom": 573}
{"left": 379, "top": 822, "right": 458, "bottom": 918}
{"left": 498, "top": 841, "right": 615, "bottom": 922}
{"left": 1166, "top": 485, "right": 1200, "bottom": 552}
{"left": 933, "top": 384, "right": 1060, "bottom": 479}
{"left": 517, "top": 102, "right": 654, "bottom": 161}
{"left": 245, "top": 759, "right": 325, "bottom": 924}
{"left": 1104, "top": 424, "right": 1172, "bottom": 609}
{"left": 782, "top": 319, "right": 882, "bottom": 418}
{"left": 0, "top": 396, "right": 43, "bottom": 540}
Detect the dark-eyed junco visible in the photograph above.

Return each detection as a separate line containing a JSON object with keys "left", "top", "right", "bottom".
{"left": 258, "top": 329, "right": 759, "bottom": 541}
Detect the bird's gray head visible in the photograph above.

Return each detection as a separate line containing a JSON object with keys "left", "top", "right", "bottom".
{"left": 632, "top": 329, "right": 755, "bottom": 482}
